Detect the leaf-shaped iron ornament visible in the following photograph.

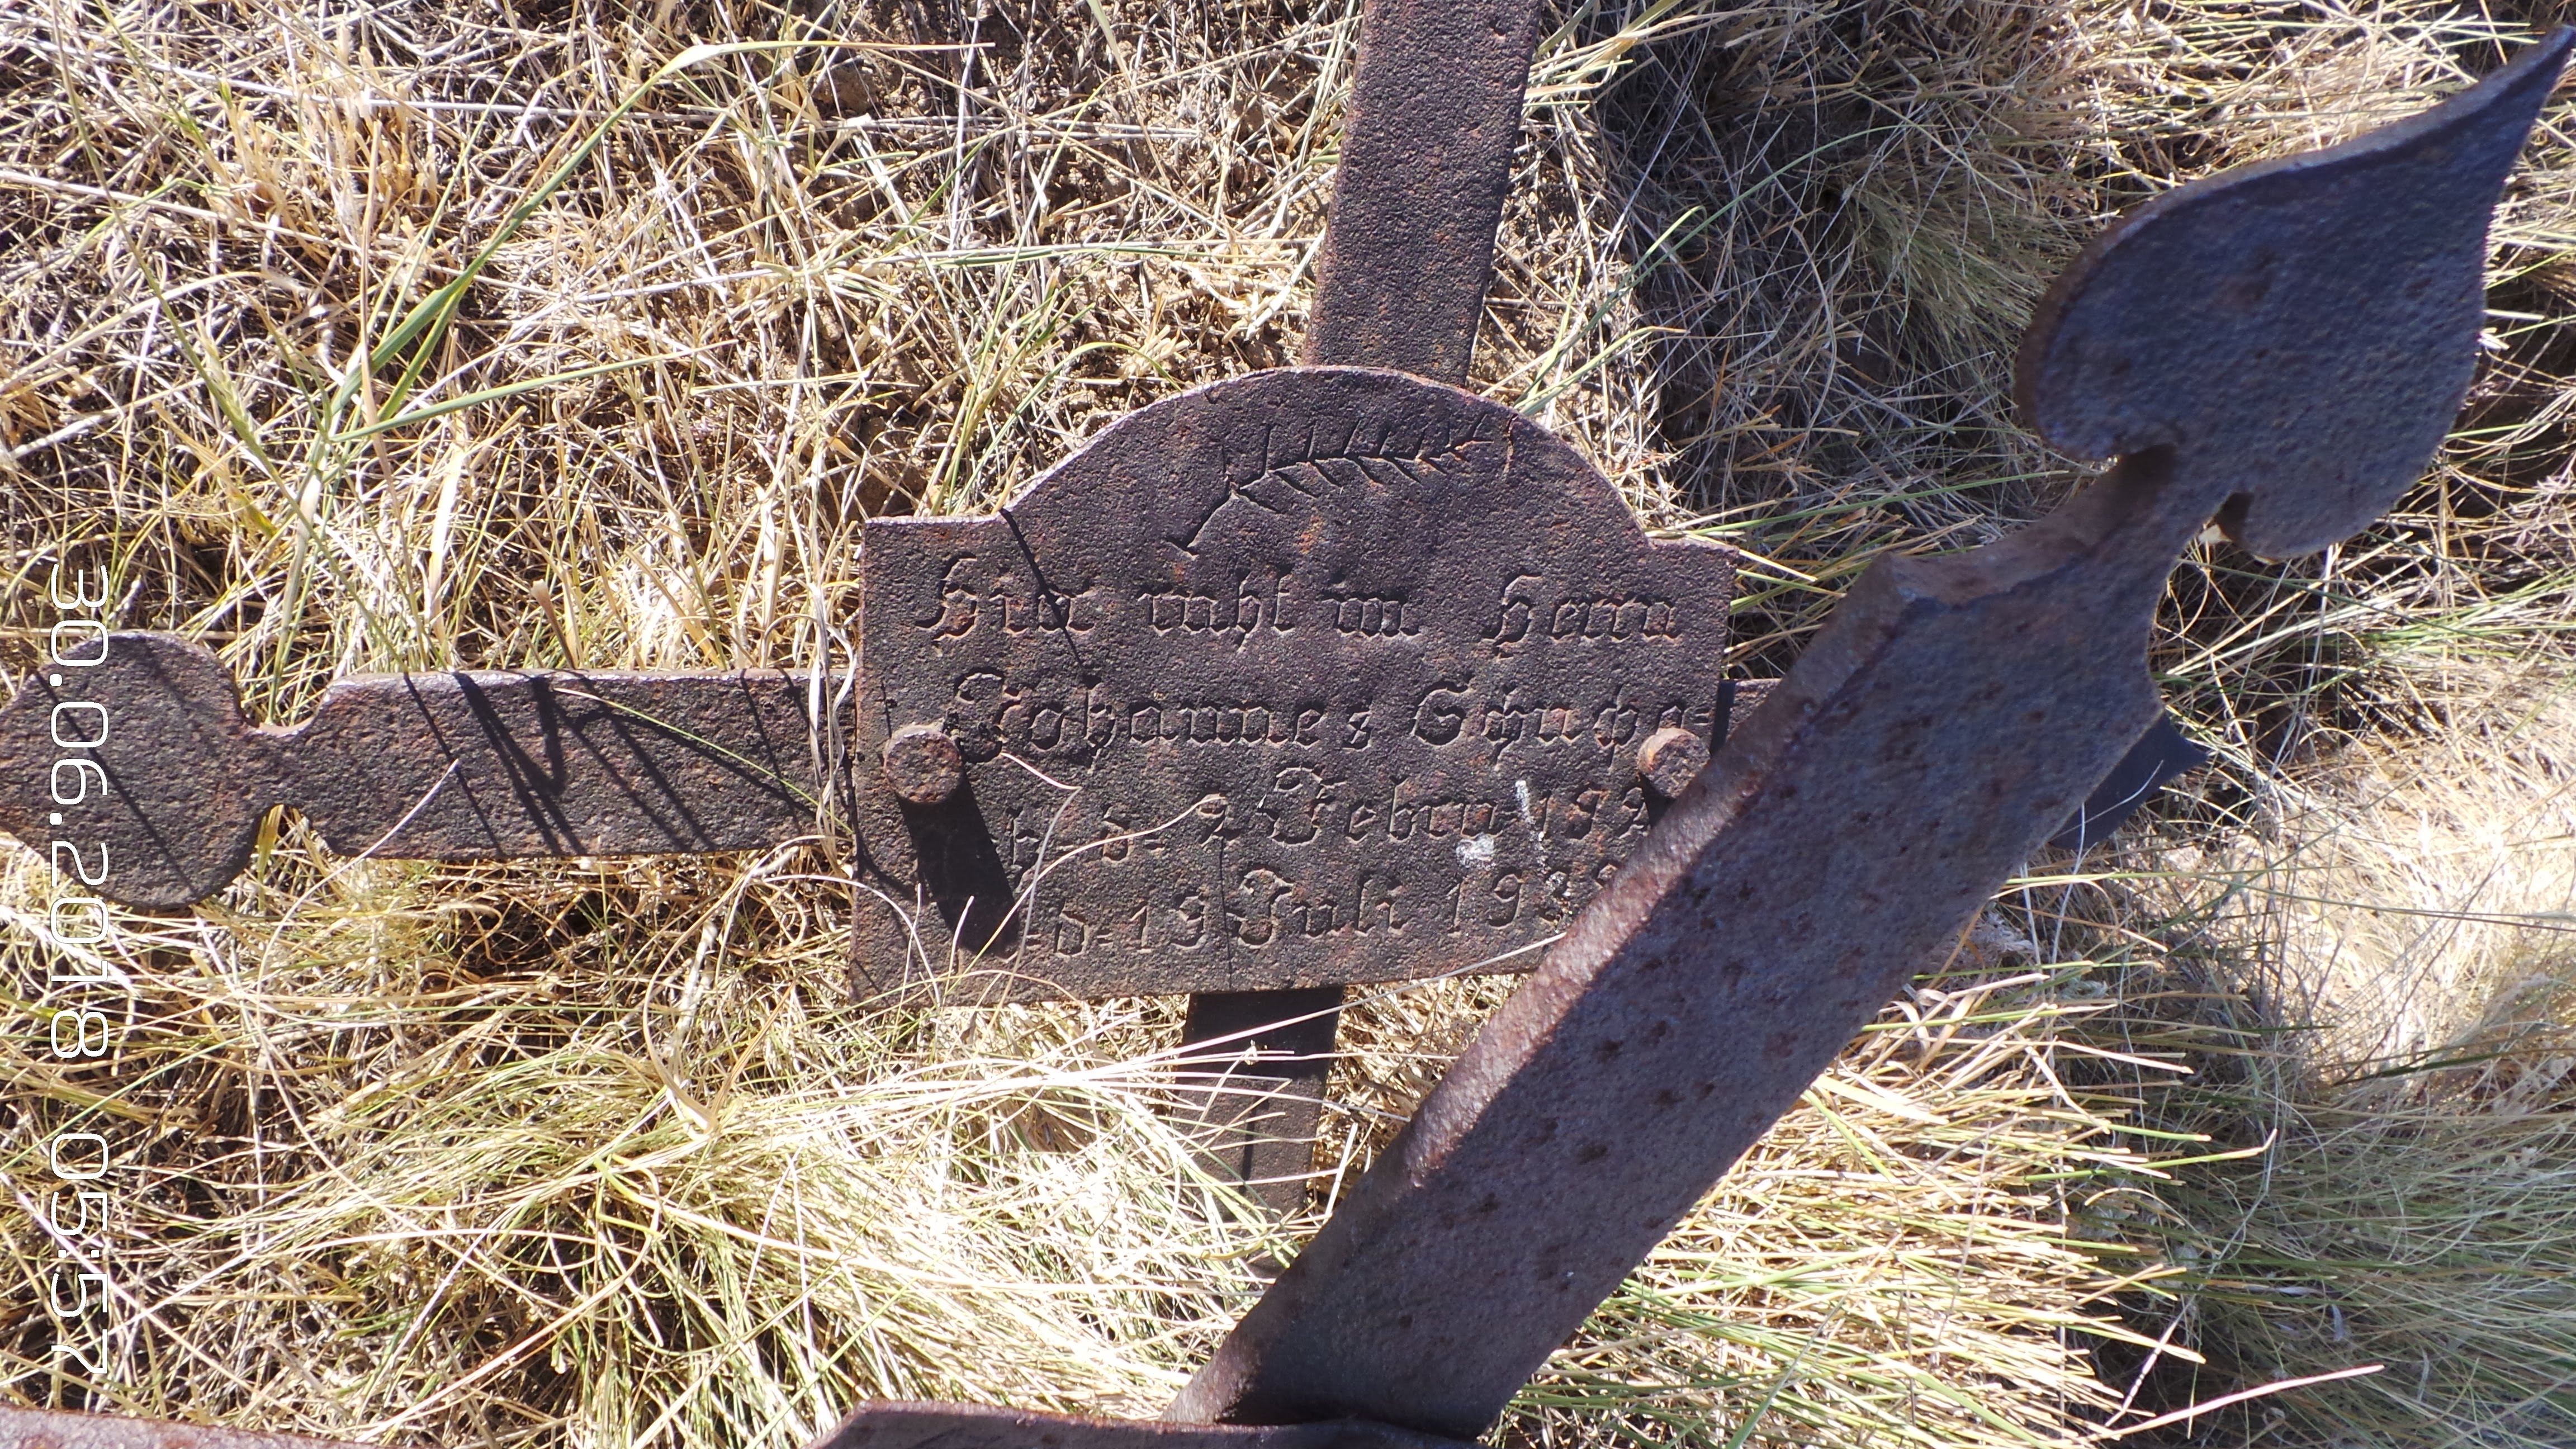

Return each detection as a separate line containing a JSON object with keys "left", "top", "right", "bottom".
{"left": 2017, "top": 51, "right": 2561, "bottom": 557}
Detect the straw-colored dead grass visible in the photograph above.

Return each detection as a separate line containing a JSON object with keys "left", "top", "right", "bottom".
{"left": 2099, "top": 662, "right": 2576, "bottom": 1446}
{"left": 4, "top": 1, "right": 2576, "bottom": 1446}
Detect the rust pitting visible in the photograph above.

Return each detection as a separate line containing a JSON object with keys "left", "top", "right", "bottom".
{"left": 1163, "top": 35, "right": 2573, "bottom": 1440}
{"left": 1299, "top": 0, "right": 1543, "bottom": 385}
{"left": 882, "top": 723, "right": 966, "bottom": 805}
{"left": 0, "top": 636, "right": 821, "bottom": 908}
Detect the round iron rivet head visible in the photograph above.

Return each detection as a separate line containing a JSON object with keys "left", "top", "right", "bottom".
{"left": 1637, "top": 726, "right": 1710, "bottom": 799}
{"left": 883, "top": 723, "right": 965, "bottom": 804}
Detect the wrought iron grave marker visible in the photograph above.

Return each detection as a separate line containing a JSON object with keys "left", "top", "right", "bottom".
{"left": 0, "top": 0, "right": 1698, "bottom": 1211}
{"left": 0, "top": 0, "right": 2201, "bottom": 1208}
{"left": 847, "top": 367, "right": 1734, "bottom": 1002}
{"left": 13, "top": 13, "right": 2566, "bottom": 1449}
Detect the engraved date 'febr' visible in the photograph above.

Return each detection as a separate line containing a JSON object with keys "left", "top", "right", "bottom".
{"left": 854, "top": 367, "right": 1734, "bottom": 1002}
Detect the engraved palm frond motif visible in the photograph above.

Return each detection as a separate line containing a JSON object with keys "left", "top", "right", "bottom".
{"left": 1169, "top": 411, "right": 1504, "bottom": 556}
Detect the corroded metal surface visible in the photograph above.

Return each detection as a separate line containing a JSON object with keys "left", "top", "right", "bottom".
{"left": 10, "top": 22, "right": 2562, "bottom": 1449}
{"left": 850, "top": 367, "right": 1733, "bottom": 1004}
{"left": 1633, "top": 726, "right": 1708, "bottom": 798}
{"left": 1173, "top": 0, "right": 1549, "bottom": 1206}
{"left": 2049, "top": 712, "right": 2207, "bottom": 850}
{"left": 0, "top": 1407, "right": 382, "bottom": 1449}
{"left": 1300, "top": 0, "right": 1545, "bottom": 383}
{"left": 809, "top": 1401, "right": 1467, "bottom": 1449}
{"left": 883, "top": 722, "right": 966, "bottom": 805}
{"left": 2013, "top": 43, "right": 2565, "bottom": 559}
{"left": 0, "top": 633, "right": 819, "bottom": 907}
{"left": 1164, "top": 35, "right": 2572, "bottom": 1439}
{"left": 1742, "top": 677, "right": 2209, "bottom": 848}
{"left": 1176, "top": 985, "right": 1346, "bottom": 1214}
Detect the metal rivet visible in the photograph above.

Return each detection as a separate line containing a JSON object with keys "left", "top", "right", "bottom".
{"left": 1637, "top": 726, "right": 1708, "bottom": 799}
{"left": 883, "top": 723, "right": 965, "bottom": 804}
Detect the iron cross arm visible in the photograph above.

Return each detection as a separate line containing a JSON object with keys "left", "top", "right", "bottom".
{"left": 0, "top": 640, "right": 825, "bottom": 907}
{"left": 2, "top": 0, "right": 1715, "bottom": 1010}
{"left": 0, "top": 367, "right": 1735, "bottom": 957}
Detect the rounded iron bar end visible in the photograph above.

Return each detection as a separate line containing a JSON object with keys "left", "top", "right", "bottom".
{"left": 1637, "top": 726, "right": 1710, "bottom": 798}
{"left": 883, "top": 723, "right": 966, "bottom": 805}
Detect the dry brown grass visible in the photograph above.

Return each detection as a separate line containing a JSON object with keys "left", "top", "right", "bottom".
{"left": 2099, "top": 662, "right": 2576, "bottom": 1447}
{"left": 4, "top": 1, "right": 2576, "bottom": 1446}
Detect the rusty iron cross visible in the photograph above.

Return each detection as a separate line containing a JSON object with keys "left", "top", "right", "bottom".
{"left": 0, "top": 0, "right": 2195, "bottom": 1211}
{"left": 4, "top": 12, "right": 2566, "bottom": 1449}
